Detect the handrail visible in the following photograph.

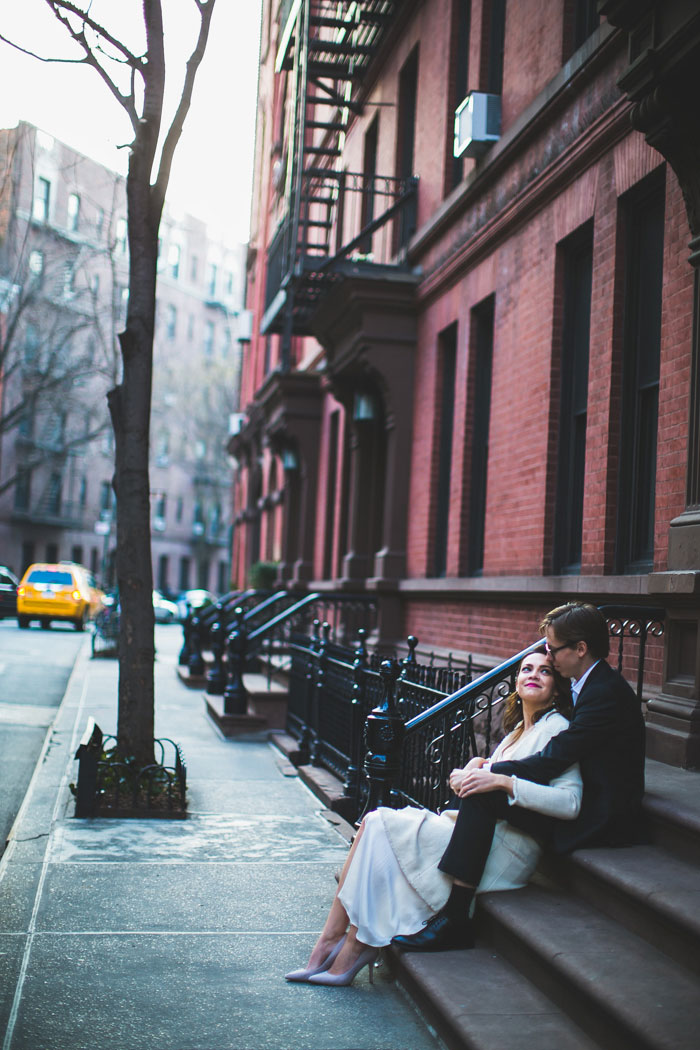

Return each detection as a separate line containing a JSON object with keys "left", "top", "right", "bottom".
{"left": 241, "top": 590, "right": 292, "bottom": 626}
{"left": 403, "top": 639, "right": 545, "bottom": 733}
{"left": 247, "top": 592, "right": 320, "bottom": 641}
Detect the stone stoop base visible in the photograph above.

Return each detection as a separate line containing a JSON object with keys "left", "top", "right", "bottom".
{"left": 204, "top": 694, "right": 268, "bottom": 736}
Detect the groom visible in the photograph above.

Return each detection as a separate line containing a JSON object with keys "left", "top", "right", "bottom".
{"left": 393, "top": 602, "right": 647, "bottom": 952}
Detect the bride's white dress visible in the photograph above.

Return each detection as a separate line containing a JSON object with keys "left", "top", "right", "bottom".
{"left": 338, "top": 710, "right": 582, "bottom": 946}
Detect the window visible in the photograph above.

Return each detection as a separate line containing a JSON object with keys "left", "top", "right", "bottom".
{"left": 115, "top": 217, "right": 128, "bottom": 253}
{"left": 155, "top": 431, "right": 170, "bottom": 465}
{"left": 616, "top": 175, "right": 665, "bottom": 573}
{"left": 553, "top": 224, "right": 593, "bottom": 574}
{"left": 222, "top": 327, "right": 231, "bottom": 358}
{"left": 360, "top": 117, "right": 379, "bottom": 256}
{"left": 203, "top": 320, "right": 215, "bottom": 358}
{"left": 100, "top": 480, "right": 113, "bottom": 518}
{"left": 71, "top": 545, "right": 83, "bottom": 565}
{"left": 157, "top": 554, "right": 169, "bottom": 592}
{"left": 95, "top": 207, "right": 105, "bottom": 240}
{"left": 395, "top": 48, "right": 419, "bottom": 251}
{"left": 207, "top": 263, "right": 218, "bottom": 298}
{"left": 28, "top": 250, "right": 44, "bottom": 277}
{"left": 166, "top": 304, "right": 177, "bottom": 340}
{"left": 188, "top": 314, "right": 195, "bottom": 342}
{"left": 67, "top": 192, "right": 80, "bottom": 232}
{"left": 179, "top": 556, "right": 191, "bottom": 590}
{"left": 46, "top": 543, "right": 59, "bottom": 564}
{"left": 466, "top": 296, "right": 494, "bottom": 575}
{"left": 434, "top": 323, "right": 458, "bottom": 577}
{"left": 23, "top": 324, "right": 40, "bottom": 365}
{"left": 224, "top": 270, "right": 234, "bottom": 296}
{"left": 47, "top": 473, "right": 62, "bottom": 515}
{"left": 79, "top": 476, "right": 87, "bottom": 507}
{"left": 176, "top": 496, "right": 184, "bottom": 523}
{"left": 485, "top": 0, "right": 506, "bottom": 95}
{"left": 447, "top": 0, "right": 471, "bottom": 194}
{"left": 168, "top": 243, "right": 181, "bottom": 279}
{"left": 217, "top": 560, "right": 228, "bottom": 594}
{"left": 14, "top": 470, "right": 31, "bottom": 511}
{"left": 564, "top": 0, "right": 600, "bottom": 57}
{"left": 153, "top": 492, "right": 167, "bottom": 524}
{"left": 198, "top": 558, "right": 210, "bottom": 589}
{"left": 18, "top": 409, "right": 34, "bottom": 438}
{"left": 33, "top": 177, "right": 51, "bottom": 222}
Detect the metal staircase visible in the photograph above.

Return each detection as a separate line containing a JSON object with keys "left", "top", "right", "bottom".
{"left": 263, "top": 0, "right": 415, "bottom": 346}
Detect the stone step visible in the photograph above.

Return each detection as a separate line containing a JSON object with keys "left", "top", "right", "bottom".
{"left": 477, "top": 883, "right": 700, "bottom": 1050}
{"left": 542, "top": 844, "right": 700, "bottom": 977}
{"left": 643, "top": 759, "right": 700, "bottom": 865}
{"left": 389, "top": 947, "right": 600, "bottom": 1050}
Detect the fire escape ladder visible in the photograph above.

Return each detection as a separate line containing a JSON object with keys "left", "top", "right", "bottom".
{"left": 267, "top": 1, "right": 404, "bottom": 343}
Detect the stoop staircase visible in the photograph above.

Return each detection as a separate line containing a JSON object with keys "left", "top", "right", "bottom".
{"left": 389, "top": 757, "right": 700, "bottom": 1050}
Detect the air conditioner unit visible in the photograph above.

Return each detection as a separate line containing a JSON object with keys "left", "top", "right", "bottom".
{"left": 454, "top": 92, "right": 501, "bottom": 159}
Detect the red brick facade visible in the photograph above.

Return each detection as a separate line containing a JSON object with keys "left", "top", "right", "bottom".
{"left": 233, "top": 1, "right": 700, "bottom": 760}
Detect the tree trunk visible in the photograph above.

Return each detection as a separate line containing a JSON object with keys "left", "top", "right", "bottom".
{"left": 109, "top": 135, "right": 162, "bottom": 769}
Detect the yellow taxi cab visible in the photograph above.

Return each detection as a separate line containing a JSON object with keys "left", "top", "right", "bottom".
{"left": 17, "top": 562, "right": 105, "bottom": 631}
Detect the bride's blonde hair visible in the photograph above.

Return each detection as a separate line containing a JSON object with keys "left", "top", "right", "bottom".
{"left": 501, "top": 645, "right": 572, "bottom": 743}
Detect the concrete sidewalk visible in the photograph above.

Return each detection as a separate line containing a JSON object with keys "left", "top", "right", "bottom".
{"left": 0, "top": 628, "right": 444, "bottom": 1050}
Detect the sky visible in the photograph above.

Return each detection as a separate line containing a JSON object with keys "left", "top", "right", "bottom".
{"left": 0, "top": 0, "right": 263, "bottom": 244}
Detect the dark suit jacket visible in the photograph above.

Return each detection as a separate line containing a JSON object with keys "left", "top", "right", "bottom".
{"left": 491, "top": 660, "right": 646, "bottom": 852}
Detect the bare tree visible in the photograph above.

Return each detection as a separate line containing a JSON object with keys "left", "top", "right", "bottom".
{"left": 3, "top": 1, "right": 217, "bottom": 765}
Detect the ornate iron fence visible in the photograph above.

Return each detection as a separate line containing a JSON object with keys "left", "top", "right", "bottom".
{"left": 285, "top": 604, "right": 666, "bottom": 823}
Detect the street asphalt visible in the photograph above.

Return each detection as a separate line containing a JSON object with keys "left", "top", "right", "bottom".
{"left": 0, "top": 626, "right": 444, "bottom": 1050}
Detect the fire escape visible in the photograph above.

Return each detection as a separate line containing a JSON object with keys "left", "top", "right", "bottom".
{"left": 261, "top": 0, "right": 416, "bottom": 360}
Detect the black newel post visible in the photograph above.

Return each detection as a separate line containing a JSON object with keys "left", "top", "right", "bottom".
{"left": 206, "top": 619, "right": 227, "bottom": 695}
{"left": 298, "top": 619, "right": 321, "bottom": 764}
{"left": 187, "top": 613, "right": 205, "bottom": 677}
{"left": 311, "top": 622, "right": 331, "bottom": 766}
{"left": 178, "top": 607, "right": 193, "bottom": 666}
{"left": 360, "top": 657, "right": 405, "bottom": 820}
{"left": 223, "top": 607, "right": 249, "bottom": 715}
{"left": 344, "top": 628, "right": 368, "bottom": 818}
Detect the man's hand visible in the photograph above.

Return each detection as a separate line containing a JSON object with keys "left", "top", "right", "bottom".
{"left": 455, "top": 768, "right": 514, "bottom": 798}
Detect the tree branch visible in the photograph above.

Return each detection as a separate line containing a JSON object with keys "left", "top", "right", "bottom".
{"left": 152, "top": 0, "right": 217, "bottom": 210}
{"left": 43, "top": 0, "right": 143, "bottom": 66}
{"left": 43, "top": 0, "right": 140, "bottom": 128}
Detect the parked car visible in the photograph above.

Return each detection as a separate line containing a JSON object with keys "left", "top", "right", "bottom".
{"left": 0, "top": 566, "right": 18, "bottom": 618}
{"left": 17, "top": 563, "right": 105, "bottom": 630}
{"left": 153, "top": 590, "right": 180, "bottom": 623}
{"left": 176, "top": 589, "right": 216, "bottom": 621}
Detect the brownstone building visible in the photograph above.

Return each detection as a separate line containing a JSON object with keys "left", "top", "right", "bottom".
{"left": 232, "top": 1, "right": 700, "bottom": 767}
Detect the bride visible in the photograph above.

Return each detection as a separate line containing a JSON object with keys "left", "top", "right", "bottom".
{"left": 285, "top": 646, "right": 582, "bottom": 986}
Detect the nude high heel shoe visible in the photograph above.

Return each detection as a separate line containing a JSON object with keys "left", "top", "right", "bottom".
{"left": 284, "top": 935, "right": 346, "bottom": 982}
{"left": 306, "top": 946, "right": 379, "bottom": 987}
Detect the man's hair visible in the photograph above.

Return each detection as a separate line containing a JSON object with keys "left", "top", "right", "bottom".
{"left": 539, "top": 602, "right": 610, "bottom": 659}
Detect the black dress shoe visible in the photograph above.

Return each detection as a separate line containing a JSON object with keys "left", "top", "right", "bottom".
{"left": 391, "top": 911, "right": 473, "bottom": 952}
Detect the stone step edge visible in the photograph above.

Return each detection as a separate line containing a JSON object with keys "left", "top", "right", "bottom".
{"left": 387, "top": 946, "right": 600, "bottom": 1050}
{"left": 541, "top": 845, "right": 700, "bottom": 977}
{"left": 477, "top": 884, "right": 700, "bottom": 1050}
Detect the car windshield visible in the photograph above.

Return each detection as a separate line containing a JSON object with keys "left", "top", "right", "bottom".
{"left": 27, "top": 570, "right": 74, "bottom": 586}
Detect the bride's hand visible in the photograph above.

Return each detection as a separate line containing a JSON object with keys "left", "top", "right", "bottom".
{"left": 456, "top": 769, "right": 511, "bottom": 798}
{"left": 449, "top": 757, "right": 488, "bottom": 793}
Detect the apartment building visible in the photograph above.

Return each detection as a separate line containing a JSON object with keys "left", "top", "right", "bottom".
{"left": 232, "top": 1, "right": 700, "bottom": 767}
{"left": 0, "top": 121, "right": 246, "bottom": 595}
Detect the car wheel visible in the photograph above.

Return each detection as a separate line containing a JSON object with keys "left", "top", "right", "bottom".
{"left": 41, "top": 619, "right": 51, "bottom": 630}
{"left": 74, "top": 615, "right": 86, "bottom": 632}
{"left": 18, "top": 616, "right": 30, "bottom": 629}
